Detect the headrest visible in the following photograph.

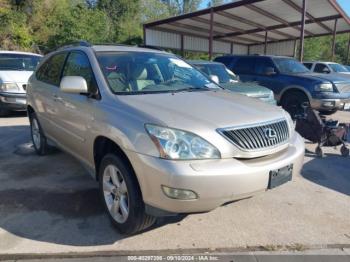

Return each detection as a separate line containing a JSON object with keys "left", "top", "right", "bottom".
{"left": 130, "top": 65, "right": 148, "bottom": 80}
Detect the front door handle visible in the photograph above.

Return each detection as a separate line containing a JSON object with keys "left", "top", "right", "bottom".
{"left": 53, "top": 95, "right": 63, "bottom": 103}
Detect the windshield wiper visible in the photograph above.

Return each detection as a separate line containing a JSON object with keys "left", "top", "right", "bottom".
{"left": 172, "top": 87, "right": 210, "bottom": 93}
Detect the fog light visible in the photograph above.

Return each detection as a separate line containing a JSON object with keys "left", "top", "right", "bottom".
{"left": 161, "top": 185, "right": 198, "bottom": 200}
{"left": 322, "top": 101, "right": 335, "bottom": 107}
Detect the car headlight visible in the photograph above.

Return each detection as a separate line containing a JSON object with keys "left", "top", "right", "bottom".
{"left": 0, "top": 82, "right": 19, "bottom": 92}
{"left": 145, "top": 124, "right": 221, "bottom": 160}
{"left": 315, "top": 83, "right": 333, "bottom": 92}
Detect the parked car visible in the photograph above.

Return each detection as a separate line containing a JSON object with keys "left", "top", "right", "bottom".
{"left": 0, "top": 51, "right": 42, "bottom": 116}
{"left": 188, "top": 60, "right": 276, "bottom": 105}
{"left": 303, "top": 61, "right": 350, "bottom": 75}
{"left": 27, "top": 43, "right": 304, "bottom": 234}
{"left": 214, "top": 55, "right": 350, "bottom": 116}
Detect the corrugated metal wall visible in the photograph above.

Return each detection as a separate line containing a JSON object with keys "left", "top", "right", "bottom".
{"left": 145, "top": 29, "right": 294, "bottom": 57}
{"left": 249, "top": 40, "right": 296, "bottom": 57}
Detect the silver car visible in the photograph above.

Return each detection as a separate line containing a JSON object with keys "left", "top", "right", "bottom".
{"left": 27, "top": 43, "right": 305, "bottom": 234}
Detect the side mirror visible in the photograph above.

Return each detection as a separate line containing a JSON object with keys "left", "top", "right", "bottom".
{"left": 265, "top": 67, "right": 276, "bottom": 76}
{"left": 60, "top": 76, "right": 88, "bottom": 94}
{"left": 209, "top": 75, "right": 219, "bottom": 84}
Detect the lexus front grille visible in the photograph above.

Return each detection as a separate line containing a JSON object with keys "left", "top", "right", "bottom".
{"left": 218, "top": 119, "right": 290, "bottom": 151}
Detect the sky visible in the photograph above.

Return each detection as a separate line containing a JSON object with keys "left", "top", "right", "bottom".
{"left": 200, "top": 0, "right": 350, "bottom": 16}
{"left": 337, "top": 0, "right": 350, "bottom": 16}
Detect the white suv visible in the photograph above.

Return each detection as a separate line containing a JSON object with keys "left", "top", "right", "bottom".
{"left": 0, "top": 51, "right": 42, "bottom": 116}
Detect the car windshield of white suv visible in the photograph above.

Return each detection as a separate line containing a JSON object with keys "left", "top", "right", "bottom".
{"left": 96, "top": 52, "right": 219, "bottom": 94}
{"left": 0, "top": 54, "right": 41, "bottom": 71}
{"left": 273, "top": 58, "right": 310, "bottom": 74}
{"left": 328, "top": 63, "right": 349, "bottom": 73}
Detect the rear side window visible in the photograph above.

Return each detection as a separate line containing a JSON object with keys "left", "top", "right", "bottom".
{"left": 255, "top": 58, "right": 276, "bottom": 75}
{"left": 303, "top": 63, "right": 312, "bottom": 70}
{"left": 36, "top": 53, "right": 67, "bottom": 86}
{"left": 233, "top": 57, "right": 255, "bottom": 74}
{"left": 62, "top": 51, "right": 97, "bottom": 93}
{"left": 214, "top": 56, "right": 234, "bottom": 68}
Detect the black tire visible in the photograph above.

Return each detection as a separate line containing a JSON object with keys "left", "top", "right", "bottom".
{"left": 319, "top": 110, "right": 337, "bottom": 116}
{"left": 315, "top": 146, "right": 324, "bottom": 158}
{"left": 98, "top": 154, "right": 155, "bottom": 234}
{"left": 0, "top": 108, "right": 10, "bottom": 117}
{"left": 341, "top": 145, "right": 349, "bottom": 157}
{"left": 281, "top": 90, "right": 309, "bottom": 119}
{"left": 29, "top": 112, "right": 48, "bottom": 155}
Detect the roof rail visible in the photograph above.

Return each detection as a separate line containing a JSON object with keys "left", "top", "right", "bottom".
{"left": 138, "top": 44, "right": 164, "bottom": 51}
{"left": 57, "top": 40, "right": 92, "bottom": 50}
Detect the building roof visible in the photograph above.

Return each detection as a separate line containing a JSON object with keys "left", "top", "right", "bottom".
{"left": 144, "top": 0, "right": 350, "bottom": 46}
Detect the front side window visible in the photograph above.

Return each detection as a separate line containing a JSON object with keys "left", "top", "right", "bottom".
{"left": 273, "top": 58, "right": 309, "bottom": 74}
{"left": 314, "top": 63, "right": 329, "bottom": 73}
{"left": 255, "top": 58, "right": 276, "bottom": 75}
{"left": 96, "top": 52, "right": 218, "bottom": 94}
{"left": 63, "top": 52, "right": 97, "bottom": 93}
{"left": 328, "top": 63, "right": 349, "bottom": 73}
{"left": 0, "top": 53, "right": 41, "bottom": 71}
{"left": 36, "top": 53, "right": 67, "bottom": 86}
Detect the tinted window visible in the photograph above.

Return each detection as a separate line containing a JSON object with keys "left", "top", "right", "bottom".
{"left": 214, "top": 56, "right": 233, "bottom": 67}
{"left": 36, "top": 53, "right": 67, "bottom": 86}
{"left": 314, "top": 63, "right": 329, "bottom": 73}
{"left": 233, "top": 57, "right": 255, "bottom": 74}
{"left": 328, "top": 63, "right": 349, "bottom": 73}
{"left": 303, "top": 63, "right": 312, "bottom": 70}
{"left": 63, "top": 52, "right": 97, "bottom": 93}
{"left": 0, "top": 54, "right": 41, "bottom": 71}
{"left": 255, "top": 58, "right": 275, "bottom": 75}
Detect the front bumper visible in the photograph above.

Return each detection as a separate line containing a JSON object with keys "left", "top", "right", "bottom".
{"left": 310, "top": 92, "right": 350, "bottom": 111}
{"left": 0, "top": 92, "right": 27, "bottom": 111}
{"left": 128, "top": 133, "right": 304, "bottom": 214}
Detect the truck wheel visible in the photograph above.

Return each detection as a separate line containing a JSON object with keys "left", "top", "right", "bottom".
{"left": 281, "top": 91, "right": 308, "bottom": 119}
{"left": 341, "top": 145, "right": 349, "bottom": 157}
{"left": 29, "top": 113, "right": 48, "bottom": 155}
{"left": 99, "top": 154, "right": 156, "bottom": 234}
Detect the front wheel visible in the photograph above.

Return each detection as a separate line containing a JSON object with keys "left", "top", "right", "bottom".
{"left": 29, "top": 113, "right": 48, "bottom": 155}
{"left": 99, "top": 154, "right": 155, "bottom": 234}
{"left": 281, "top": 91, "right": 309, "bottom": 119}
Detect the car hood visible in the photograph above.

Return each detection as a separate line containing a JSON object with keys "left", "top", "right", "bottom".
{"left": 285, "top": 72, "right": 350, "bottom": 83}
{"left": 220, "top": 82, "right": 272, "bottom": 96}
{"left": 118, "top": 89, "right": 286, "bottom": 130}
{"left": 0, "top": 70, "right": 34, "bottom": 84}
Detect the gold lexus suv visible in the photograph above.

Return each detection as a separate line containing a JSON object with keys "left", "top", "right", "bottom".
{"left": 27, "top": 42, "right": 305, "bottom": 234}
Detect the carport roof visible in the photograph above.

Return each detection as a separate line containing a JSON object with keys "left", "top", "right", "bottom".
{"left": 143, "top": 0, "right": 350, "bottom": 46}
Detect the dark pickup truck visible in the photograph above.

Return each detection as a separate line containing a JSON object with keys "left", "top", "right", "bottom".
{"left": 214, "top": 55, "right": 350, "bottom": 116}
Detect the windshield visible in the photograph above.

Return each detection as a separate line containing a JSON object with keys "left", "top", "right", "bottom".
{"left": 273, "top": 58, "right": 310, "bottom": 74}
{"left": 328, "top": 63, "right": 349, "bottom": 73}
{"left": 194, "top": 63, "right": 238, "bottom": 84}
{"left": 0, "top": 53, "right": 41, "bottom": 71}
{"left": 96, "top": 52, "right": 219, "bottom": 94}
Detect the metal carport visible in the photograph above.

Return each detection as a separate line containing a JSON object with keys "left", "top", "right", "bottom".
{"left": 143, "top": 0, "right": 350, "bottom": 61}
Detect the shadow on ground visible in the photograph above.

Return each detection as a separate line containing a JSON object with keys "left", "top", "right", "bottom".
{"left": 0, "top": 124, "right": 185, "bottom": 247}
{"left": 301, "top": 144, "right": 350, "bottom": 196}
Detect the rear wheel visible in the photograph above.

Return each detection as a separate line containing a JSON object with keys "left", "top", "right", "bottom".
{"left": 29, "top": 113, "right": 48, "bottom": 155}
{"left": 99, "top": 154, "right": 155, "bottom": 234}
{"left": 281, "top": 90, "right": 309, "bottom": 119}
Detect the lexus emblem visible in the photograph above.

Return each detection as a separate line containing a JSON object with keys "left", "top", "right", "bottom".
{"left": 264, "top": 128, "right": 277, "bottom": 140}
